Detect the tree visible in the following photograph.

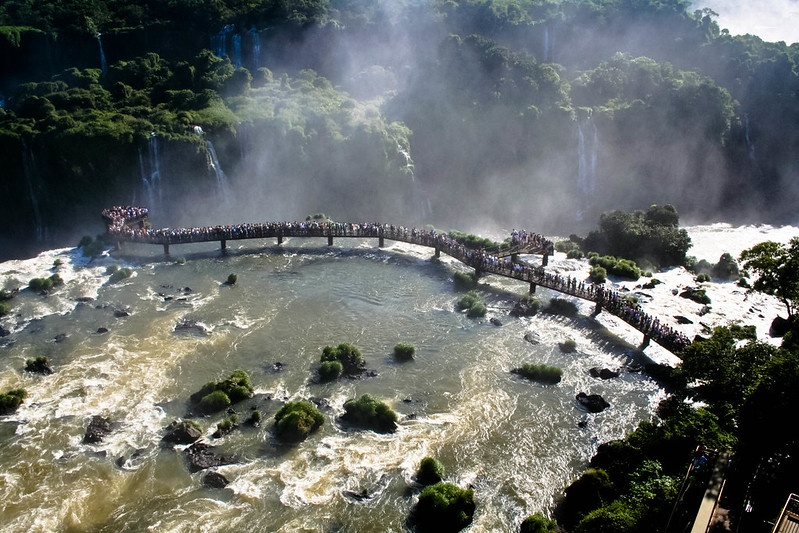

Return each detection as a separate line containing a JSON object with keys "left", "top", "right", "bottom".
{"left": 739, "top": 238, "right": 799, "bottom": 319}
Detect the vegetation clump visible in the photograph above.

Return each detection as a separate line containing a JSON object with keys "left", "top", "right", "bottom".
{"left": 0, "top": 389, "right": 27, "bottom": 415}
{"left": 318, "top": 360, "right": 344, "bottom": 382}
{"left": 25, "top": 356, "right": 53, "bottom": 375}
{"left": 226, "top": 273, "right": 238, "bottom": 285}
{"left": 582, "top": 205, "right": 692, "bottom": 268}
{"left": 213, "top": 414, "right": 239, "bottom": 438}
{"left": 0, "top": 302, "right": 10, "bottom": 317}
{"left": 320, "top": 343, "right": 365, "bottom": 376}
{"left": 341, "top": 394, "right": 398, "bottom": 433}
{"left": 545, "top": 298, "right": 578, "bottom": 317}
{"left": 190, "top": 369, "right": 254, "bottom": 414}
{"left": 447, "top": 230, "right": 499, "bottom": 250}
{"left": 452, "top": 271, "right": 478, "bottom": 291}
{"left": 457, "top": 290, "right": 487, "bottom": 318}
{"left": 411, "top": 482, "right": 476, "bottom": 532}
{"left": 108, "top": 267, "right": 133, "bottom": 283}
{"left": 274, "top": 400, "right": 324, "bottom": 443}
{"left": 588, "top": 253, "right": 642, "bottom": 280}
{"left": 512, "top": 363, "right": 563, "bottom": 384}
{"left": 520, "top": 513, "right": 559, "bottom": 533}
{"left": 559, "top": 339, "right": 578, "bottom": 353}
{"left": 589, "top": 265, "right": 607, "bottom": 284}
{"left": 511, "top": 294, "right": 542, "bottom": 317}
{"left": 28, "top": 274, "right": 64, "bottom": 292}
{"left": 393, "top": 342, "right": 416, "bottom": 361}
{"left": 416, "top": 456, "right": 445, "bottom": 486}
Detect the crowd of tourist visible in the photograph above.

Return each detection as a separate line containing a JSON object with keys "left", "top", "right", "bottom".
{"left": 102, "top": 206, "right": 690, "bottom": 352}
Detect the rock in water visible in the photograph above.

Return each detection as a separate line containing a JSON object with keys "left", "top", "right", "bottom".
{"left": 576, "top": 392, "right": 610, "bottom": 413}
{"left": 203, "top": 471, "right": 230, "bottom": 488}
{"left": 162, "top": 420, "right": 202, "bottom": 445}
{"left": 84, "top": 415, "right": 114, "bottom": 443}
{"left": 185, "top": 442, "right": 235, "bottom": 473}
{"left": 589, "top": 367, "right": 619, "bottom": 380}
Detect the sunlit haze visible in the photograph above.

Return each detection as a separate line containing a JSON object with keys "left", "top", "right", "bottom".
{"left": 694, "top": 0, "right": 799, "bottom": 43}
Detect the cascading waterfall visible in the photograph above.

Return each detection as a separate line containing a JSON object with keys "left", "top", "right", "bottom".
{"left": 543, "top": 25, "right": 552, "bottom": 62}
{"left": 212, "top": 25, "right": 235, "bottom": 59}
{"left": 206, "top": 140, "right": 232, "bottom": 203}
{"left": 577, "top": 117, "right": 599, "bottom": 196}
{"left": 232, "top": 34, "right": 242, "bottom": 68}
{"left": 21, "top": 140, "right": 45, "bottom": 240}
{"left": 96, "top": 33, "right": 108, "bottom": 76}
{"left": 744, "top": 113, "right": 756, "bottom": 162}
{"left": 248, "top": 26, "right": 261, "bottom": 69}
{"left": 139, "top": 133, "right": 163, "bottom": 212}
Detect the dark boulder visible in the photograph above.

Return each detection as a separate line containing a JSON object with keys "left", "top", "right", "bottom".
{"left": 0, "top": 326, "right": 10, "bottom": 337}
{"left": 162, "top": 419, "right": 203, "bottom": 445}
{"left": 96, "top": 327, "right": 109, "bottom": 334}
{"left": 54, "top": 333, "right": 67, "bottom": 343}
{"left": 576, "top": 393, "right": 610, "bottom": 413}
{"left": 523, "top": 332, "right": 540, "bottom": 345}
{"left": 24, "top": 357, "right": 53, "bottom": 375}
{"left": 203, "top": 471, "right": 230, "bottom": 489}
{"left": 84, "top": 415, "right": 114, "bottom": 444}
{"left": 114, "top": 308, "right": 130, "bottom": 318}
{"left": 185, "top": 442, "right": 235, "bottom": 473}
{"left": 589, "top": 367, "right": 619, "bottom": 380}
{"left": 675, "top": 315, "right": 694, "bottom": 325}
{"left": 490, "top": 317, "right": 502, "bottom": 327}
{"left": 770, "top": 316, "right": 792, "bottom": 337}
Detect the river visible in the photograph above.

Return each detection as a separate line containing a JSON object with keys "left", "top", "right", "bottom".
{"left": 0, "top": 223, "right": 792, "bottom": 532}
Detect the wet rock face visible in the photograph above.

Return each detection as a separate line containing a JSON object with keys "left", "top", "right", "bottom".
{"left": 589, "top": 367, "right": 619, "bottom": 380}
{"left": 203, "top": 471, "right": 229, "bottom": 489}
{"left": 185, "top": 442, "right": 236, "bottom": 473}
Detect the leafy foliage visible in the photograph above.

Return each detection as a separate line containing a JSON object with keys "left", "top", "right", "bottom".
{"left": 393, "top": 342, "right": 415, "bottom": 361}
{"left": 588, "top": 253, "right": 641, "bottom": 280}
{"left": 520, "top": 513, "right": 558, "bottom": 533}
{"left": 456, "top": 290, "right": 487, "bottom": 318}
{"left": 274, "top": 400, "right": 324, "bottom": 443}
{"left": 341, "top": 394, "right": 398, "bottom": 433}
{"left": 0, "top": 388, "right": 27, "bottom": 415}
{"left": 412, "top": 482, "right": 476, "bottom": 533}
{"left": 416, "top": 456, "right": 445, "bottom": 486}
{"left": 739, "top": 238, "right": 799, "bottom": 318}
{"left": 582, "top": 205, "right": 692, "bottom": 268}
{"left": 190, "top": 369, "right": 254, "bottom": 414}
{"left": 320, "top": 343, "right": 365, "bottom": 375}
{"left": 318, "top": 360, "right": 343, "bottom": 382}
{"left": 512, "top": 363, "right": 563, "bottom": 384}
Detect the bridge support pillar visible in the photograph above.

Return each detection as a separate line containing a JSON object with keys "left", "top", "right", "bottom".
{"left": 221, "top": 239, "right": 227, "bottom": 252}
{"left": 529, "top": 282, "right": 536, "bottom": 294}
{"left": 163, "top": 243, "right": 170, "bottom": 256}
{"left": 473, "top": 268, "right": 482, "bottom": 280}
{"left": 328, "top": 235, "right": 334, "bottom": 246}
{"left": 639, "top": 334, "right": 651, "bottom": 350}
{"left": 511, "top": 253, "right": 518, "bottom": 263}
{"left": 277, "top": 235, "right": 283, "bottom": 245}
{"left": 434, "top": 247, "right": 440, "bottom": 258}
{"left": 542, "top": 253, "right": 549, "bottom": 267}
{"left": 594, "top": 301, "right": 602, "bottom": 315}
{"left": 379, "top": 235, "right": 384, "bottom": 248}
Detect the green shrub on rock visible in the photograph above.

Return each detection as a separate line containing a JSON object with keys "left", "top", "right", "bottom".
{"left": 0, "top": 302, "right": 10, "bottom": 317}
{"left": 520, "top": 513, "right": 558, "bottom": 533}
{"left": 394, "top": 342, "right": 416, "bottom": 361}
{"left": 274, "top": 400, "right": 324, "bottom": 442}
{"left": 411, "top": 482, "right": 476, "bottom": 532}
{"left": 560, "top": 339, "right": 578, "bottom": 353}
{"left": 191, "top": 369, "right": 254, "bottom": 414}
{"left": 341, "top": 394, "right": 398, "bottom": 433}
{"left": 321, "top": 343, "right": 365, "bottom": 375}
{"left": 108, "top": 267, "right": 133, "bottom": 283}
{"left": 457, "top": 290, "right": 487, "bottom": 318}
{"left": 589, "top": 265, "right": 607, "bottom": 283}
{"left": 318, "top": 360, "right": 344, "bottom": 382}
{"left": 416, "top": 456, "right": 445, "bottom": 485}
{"left": 0, "top": 389, "right": 27, "bottom": 415}
{"left": 512, "top": 363, "right": 563, "bottom": 384}
{"left": 546, "top": 298, "right": 578, "bottom": 317}
{"left": 453, "top": 271, "right": 477, "bottom": 291}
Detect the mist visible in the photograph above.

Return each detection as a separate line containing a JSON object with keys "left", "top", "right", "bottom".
{"left": 1, "top": 0, "right": 798, "bottom": 260}
{"left": 693, "top": 0, "right": 799, "bottom": 44}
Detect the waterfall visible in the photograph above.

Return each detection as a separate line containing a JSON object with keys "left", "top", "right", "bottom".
{"left": 744, "top": 113, "right": 756, "bottom": 162}
{"left": 96, "top": 33, "right": 108, "bottom": 76}
{"left": 248, "top": 26, "right": 261, "bottom": 69}
{"left": 206, "top": 140, "right": 232, "bottom": 203}
{"left": 232, "top": 34, "right": 242, "bottom": 68}
{"left": 212, "top": 25, "right": 235, "bottom": 59}
{"left": 21, "top": 141, "right": 45, "bottom": 240}
{"left": 140, "top": 133, "right": 163, "bottom": 211}
{"left": 543, "top": 26, "right": 550, "bottom": 62}
{"left": 397, "top": 142, "right": 415, "bottom": 182}
{"left": 577, "top": 117, "right": 599, "bottom": 196}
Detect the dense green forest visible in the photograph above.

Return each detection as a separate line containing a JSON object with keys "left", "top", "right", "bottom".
{"left": 0, "top": 0, "right": 797, "bottom": 260}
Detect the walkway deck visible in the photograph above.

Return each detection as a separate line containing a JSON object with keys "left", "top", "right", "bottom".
{"left": 102, "top": 206, "right": 689, "bottom": 355}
